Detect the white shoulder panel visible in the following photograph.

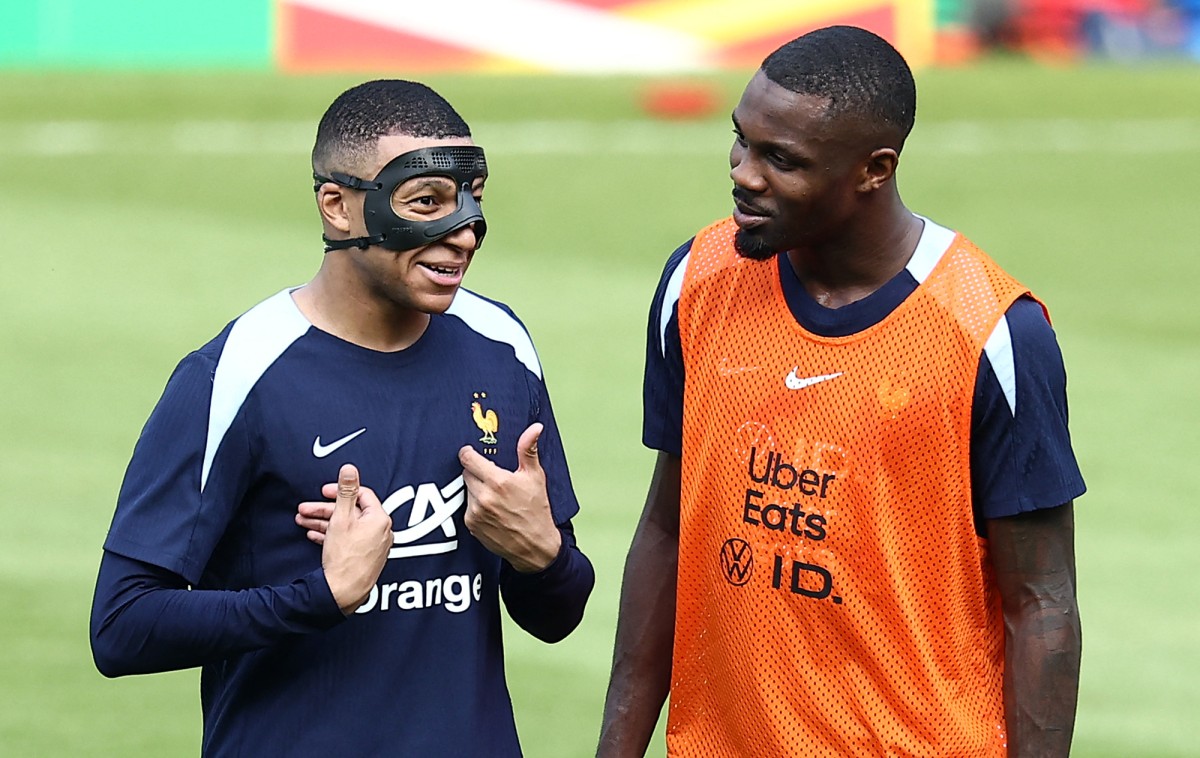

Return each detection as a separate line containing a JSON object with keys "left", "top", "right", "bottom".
{"left": 446, "top": 289, "right": 542, "bottom": 380}
{"left": 659, "top": 251, "right": 690, "bottom": 357}
{"left": 983, "top": 315, "right": 1018, "bottom": 416}
{"left": 906, "top": 215, "right": 958, "bottom": 284}
{"left": 202, "top": 289, "right": 311, "bottom": 492}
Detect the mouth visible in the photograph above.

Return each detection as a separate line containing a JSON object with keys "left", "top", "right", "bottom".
{"left": 417, "top": 261, "right": 466, "bottom": 287}
{"left": 733, "top": 204, "right": 770, "bottom": 230}
{"left": 732, "top": 192, "right": 771, "bottom": 228}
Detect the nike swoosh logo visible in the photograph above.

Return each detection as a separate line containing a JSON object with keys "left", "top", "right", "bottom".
{"left": 785, "top": 369, "right": 843, "bottom": 390}
{"left": 312, "top": 428, "right": 367, "bottom": 458}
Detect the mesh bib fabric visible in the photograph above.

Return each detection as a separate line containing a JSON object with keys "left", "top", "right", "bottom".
{"left": 668, "top": 218, "right": 1032, "bottom": 757}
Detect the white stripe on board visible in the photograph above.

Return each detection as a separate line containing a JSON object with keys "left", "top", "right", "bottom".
{"left": 2, "top": 118, "right": 1199, "bottom": 157}
{"left": 290, "top": 0, "right": 708, "bottom": 73}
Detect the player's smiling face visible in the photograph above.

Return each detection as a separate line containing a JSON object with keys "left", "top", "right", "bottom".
{"left": 729, "top": 71, "right": 867, "bottom": 259}
{"left": 347, "top": 133, "right": 486, "bottom": 315}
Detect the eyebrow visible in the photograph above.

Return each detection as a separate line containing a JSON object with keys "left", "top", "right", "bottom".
{"left": 730, "top": 114, "right": 807, "bottom": 164}
{"left": 395, "top": 177, "right": 456, "bottom": 195}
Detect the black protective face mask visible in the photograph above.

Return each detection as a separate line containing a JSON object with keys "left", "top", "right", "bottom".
{"left": 314, "top": 145, "right": 488, "bottom": 253}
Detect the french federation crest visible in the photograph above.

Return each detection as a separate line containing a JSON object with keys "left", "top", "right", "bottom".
{"left": 471, "top": 392, "right": 498, "bottom": 445}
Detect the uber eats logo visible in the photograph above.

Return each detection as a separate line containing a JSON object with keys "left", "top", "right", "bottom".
{"left": 721, "top": 447, "right": 842, "bottom": 605}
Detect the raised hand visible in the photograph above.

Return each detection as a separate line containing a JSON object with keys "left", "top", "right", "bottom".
{"left": 458, "top": 423, "right": 561, "bottom": 573}
{"left": 316, "top": 464, "right": 393, "bottom": 614}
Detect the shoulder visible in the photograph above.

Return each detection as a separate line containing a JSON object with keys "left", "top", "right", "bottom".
{"left": 1004, "top": 296, "right": 1054, "bottom": 339}
{"left": 200, "top": 288, "right": 313, "bottom": 405}
{"left": 646, "top": 238, "right": 695, "bottom": 357}
{"left": 654, "top": 238, "right": 695, "bottom": 300}
{"left": 169, "top": 289, "right": 312, "bottom": 384}
{"left": 215, "top": 288, "right": 313, "bottom": 368}
{"left": 971, "top": 295, "right": 1084, "bottom": 518}
{"left": 444, "top": 288, "right": 542, "bottom": 380}
{"left": 984, "top": 298, "right": 1059, "bottom": 382}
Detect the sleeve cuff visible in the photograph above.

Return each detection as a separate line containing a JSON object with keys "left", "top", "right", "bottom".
{"left": 304, "top": 568, "right": 352, "bottom": 627}
{"left": 506, "top": 536, "right": 572, "bottom": 586}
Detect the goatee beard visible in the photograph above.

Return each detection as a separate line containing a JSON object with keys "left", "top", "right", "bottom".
{"left": 734, "top": 228, "right": 778, "bottom": 261}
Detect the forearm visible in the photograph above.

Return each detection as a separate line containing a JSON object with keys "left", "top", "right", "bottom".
{"left": 1003, "top": 592, "right": 1082, "bottom": 756}
{"left": 500, "top": 525, "right": 595, "bottom": 643}
{"left": 90, "top": 551, "right": 345, "bottom": 677}
{"left": 598, "top": 519, "right": 678, "bottom": 757}
{"left": 989, "top": 504, "right": 1082, "bottom": 757}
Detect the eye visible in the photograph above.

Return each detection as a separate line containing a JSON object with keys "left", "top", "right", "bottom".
{"left": 731, "top": 129, "right": 747, "bottom": 147}
{"left": 768, "top": 152, "right": 795, "bottom": 169}
{"left": 395, "top": 194, "right": 446, "bottom": 218}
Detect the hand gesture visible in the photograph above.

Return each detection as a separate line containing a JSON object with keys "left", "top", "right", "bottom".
{"left": 297, "top": 496, "right": 333, "bottom": 545}
{"left": 458, "top": 423, "right": 561, "bottom": 573}
{"left": 308, "top": 464, "right": 393, "bottom": 614}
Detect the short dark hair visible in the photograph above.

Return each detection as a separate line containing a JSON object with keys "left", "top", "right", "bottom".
{"left": 311, "top": 79, "right": 472, "bottom": 175}
{"left": 761, "top": 25, "right": 916, "bottom": 148}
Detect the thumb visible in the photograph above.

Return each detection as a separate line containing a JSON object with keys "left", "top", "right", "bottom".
{"left": 335, "top": 463, "right": 360, "bottom": 519}
{"left": 516, "top": 423, "right": 544, "bottom": 472}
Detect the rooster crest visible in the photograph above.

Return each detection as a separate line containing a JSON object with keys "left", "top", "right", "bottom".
{"left": 471, "top": 400, "right": 499, "bottom": 444}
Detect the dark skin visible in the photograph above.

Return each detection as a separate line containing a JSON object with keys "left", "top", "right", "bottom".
{"left": 726, "top": 70, "right": 923, "bottom": 304}
{"left": 597, "top": 453, "right": 679, "bottom": 757}
{"left": 989, "top": 503, "right": 1082, "bottom": 756}
{"left": 598, "top": 70, "right": 1081, "bottom": 757}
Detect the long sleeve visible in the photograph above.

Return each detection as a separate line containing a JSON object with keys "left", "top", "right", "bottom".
{"left": 499, "top": 521, "right": 594, "bottom": 643}
{"left": 90, "top": 550, "right": 346, "bottom": 677}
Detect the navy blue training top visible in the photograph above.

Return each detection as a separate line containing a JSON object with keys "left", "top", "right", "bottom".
{"left": 644, "top": 220, "right": 1086, "bottom": 525}
{"left": 91, "top": 287, "right": 593, "bottom": 757}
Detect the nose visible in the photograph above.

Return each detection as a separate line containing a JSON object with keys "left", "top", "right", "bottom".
{"left": 729, "top": 145, "right": 766, "bottom": 193}
{"left": 440, "top": 221, "right": 482, "bottom": 253}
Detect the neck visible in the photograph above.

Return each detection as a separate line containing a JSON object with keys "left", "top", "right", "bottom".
{"left": 293, "top": 263, "right": 430, "bottom": 353}
{"left": 785, "top": 204, "right": 923, "bottom": 309}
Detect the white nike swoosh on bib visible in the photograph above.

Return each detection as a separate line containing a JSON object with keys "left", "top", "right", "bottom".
{"left": 312, "top": 428, "right": 367, "bottom": 458}
{"left": 785, "top": 370, "right": 843, "bottom": 390}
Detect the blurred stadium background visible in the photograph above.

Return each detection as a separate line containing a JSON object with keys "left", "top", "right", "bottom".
{"left": 1, "top": 1, "right": 1198, "bottom": 756}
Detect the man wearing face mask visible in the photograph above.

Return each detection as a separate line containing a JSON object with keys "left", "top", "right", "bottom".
{"left": 90, "top": 80, "right": 594, "bottom": 758}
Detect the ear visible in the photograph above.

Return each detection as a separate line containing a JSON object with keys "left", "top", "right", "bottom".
{"left": 316, "top": 183, "right": 354, "bottom": 234}
{"left": 859, "top": 147, "right": 899, "bottom": 193}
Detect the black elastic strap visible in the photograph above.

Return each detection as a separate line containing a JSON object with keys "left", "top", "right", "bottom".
{"left": 312, "top": 172, "right": 383, "bottom": 193}
{"left": 315, "top": 173, "right": 384, "bottom": 252}
{"left": 321, "top": 234, "right": 384, "bottom": 253}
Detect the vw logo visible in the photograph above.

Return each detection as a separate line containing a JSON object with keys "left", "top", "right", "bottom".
{"left": 719, "top": 538, "right": 753, "bottom": 586}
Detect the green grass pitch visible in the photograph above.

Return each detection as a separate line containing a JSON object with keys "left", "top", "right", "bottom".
{"left": 1, "top": 60, "right": 1198, "bottom": 756}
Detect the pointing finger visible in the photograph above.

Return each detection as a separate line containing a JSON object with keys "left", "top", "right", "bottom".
{"left": 459, "top": 445, "right": 495, "bottom": 478}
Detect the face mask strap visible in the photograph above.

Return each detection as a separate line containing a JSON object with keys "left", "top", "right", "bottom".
{"left": 312, "top": 172, "right": 384, "bottom": 193}
{"left": 313, "top": 172, "right": 387, "bottom": 252}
